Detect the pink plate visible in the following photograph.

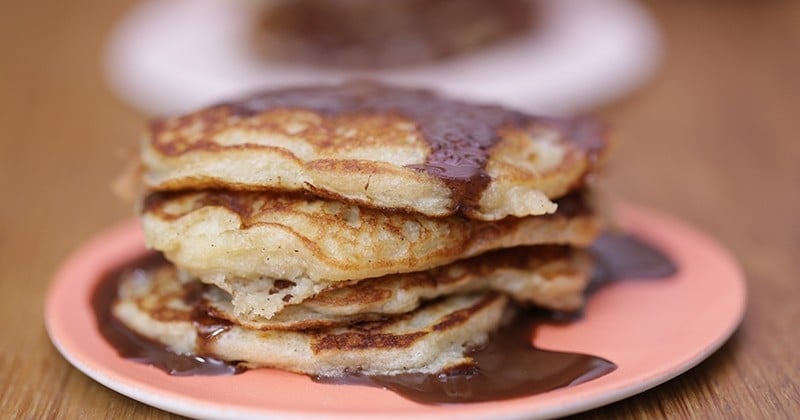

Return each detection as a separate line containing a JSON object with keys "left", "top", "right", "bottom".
{"left": 45, "top": 202, "right": 746, "bottom": 419}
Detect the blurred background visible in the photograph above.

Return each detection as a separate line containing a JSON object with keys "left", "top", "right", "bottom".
{"left": 1, "top": 0, "right": 798, "bottom": 417}
{"left": 101, "top": 0, "right": 661, "bottom": 115}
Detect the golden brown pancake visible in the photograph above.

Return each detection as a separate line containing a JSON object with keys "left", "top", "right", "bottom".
{"left": 141, "top": 190, "right": 601, "bottom": 318}
{"left": 127, "top": 82, "right": 613, "bottom": 378}
{"left": 202, "top": 245, "right": 592, "bottom": 330}
{"left": 113, "top": 265, "right": 511, "bottom": 377}
{"left": 141, "top": 82, "right": 608, "bottom": 221}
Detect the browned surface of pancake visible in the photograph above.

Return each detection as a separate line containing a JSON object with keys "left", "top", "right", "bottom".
{"left": 140, "top": 189, "right": 602, "bottom": 319}
{"left": 112, "top": 265, "right": 511, "bottom": 376}
{"left": 142, "top": 82, "right": 608, "bottom": 220}
{"left": 202, "top": 245, "right": 593, "bottom": 330}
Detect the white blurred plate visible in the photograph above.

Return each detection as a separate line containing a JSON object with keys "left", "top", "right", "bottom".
{"left": 104, "top": 0, "right": 660, "bottom": 116}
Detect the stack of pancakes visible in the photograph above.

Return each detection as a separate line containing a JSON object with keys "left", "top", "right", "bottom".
{"left": 116, "top": 82, "right": 609, "bottom": 377}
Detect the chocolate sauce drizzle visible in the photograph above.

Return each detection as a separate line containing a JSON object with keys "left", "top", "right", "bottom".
{"left": 92, "top": 232, "right": 675, "bottom": 403}
{"left": 220, "top": 82, "right": 603, "bottom": 211}
{"left": 313, "top": 231, "right": 676, "bottom": 403}
{"left": 91, "top": 254, "right": 242, "bottom": 376}
{"left": 312, "top": 314, "right": 616, "bottom": 404}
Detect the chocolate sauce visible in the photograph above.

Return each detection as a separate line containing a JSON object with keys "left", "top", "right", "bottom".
{"left": 311, "top": 232, "right": 677, "bottom": 404}
{"left": 313, "top": 312, "right": 615, "bottom": 404}
{"left": 91, "top": 254, "right": 242, "bottom": 376}
{"left": 92, "top": 232, "right": 675, "bottom": 402}
{"left": 588, "top": 231, "right": 678, "bottom": 293}
{"left": 216, "top": 83, "right": 604, "bottom": 211}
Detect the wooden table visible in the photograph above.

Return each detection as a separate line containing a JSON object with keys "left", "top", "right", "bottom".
{"left": 1, "top": 1, "right": 797, "bottom": 418}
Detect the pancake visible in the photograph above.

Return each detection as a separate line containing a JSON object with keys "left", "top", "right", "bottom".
{"left": 141, "top": 190, "right": 602, "bottom": 318}
{"left": 142, "top": 82, "right": 608, "bottom": 221}
{"left": 203, "top": 245, "right": 592, "bottom": 330}
{"left": 113, "top": 265, "right": 511, "bottom": 377}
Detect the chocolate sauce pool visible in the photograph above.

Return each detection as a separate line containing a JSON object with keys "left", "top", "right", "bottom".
{"left": 92, "top": 254, "right": 243, "bottom": 376}
{"left": 312, "top": 314, "right": 616, "bottom": 404}
{"left": 92, "top": 232, "right": 675, "bottom": 403}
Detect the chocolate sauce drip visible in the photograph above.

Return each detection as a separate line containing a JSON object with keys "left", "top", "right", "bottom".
{"left": 192, "top": 306, "right": 234, "bottom": 349}
{"left": 92, "top": 232, "right": 674, "bottom": 402}
{"left": 91, "top": 254, "right": 242, "bottom": 376}
{"left": 587, "top": 231, "right": 678, "bottom": 294}
{"left": 222, "top": 83, "right": 601, "bottom": 211}
{"left": 314, "top": 311, "right": 615, "bottom": 404}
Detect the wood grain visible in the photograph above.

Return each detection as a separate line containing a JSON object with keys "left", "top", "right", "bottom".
{"left": 0, "top": 1, "right": 797, "bottom": 418}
